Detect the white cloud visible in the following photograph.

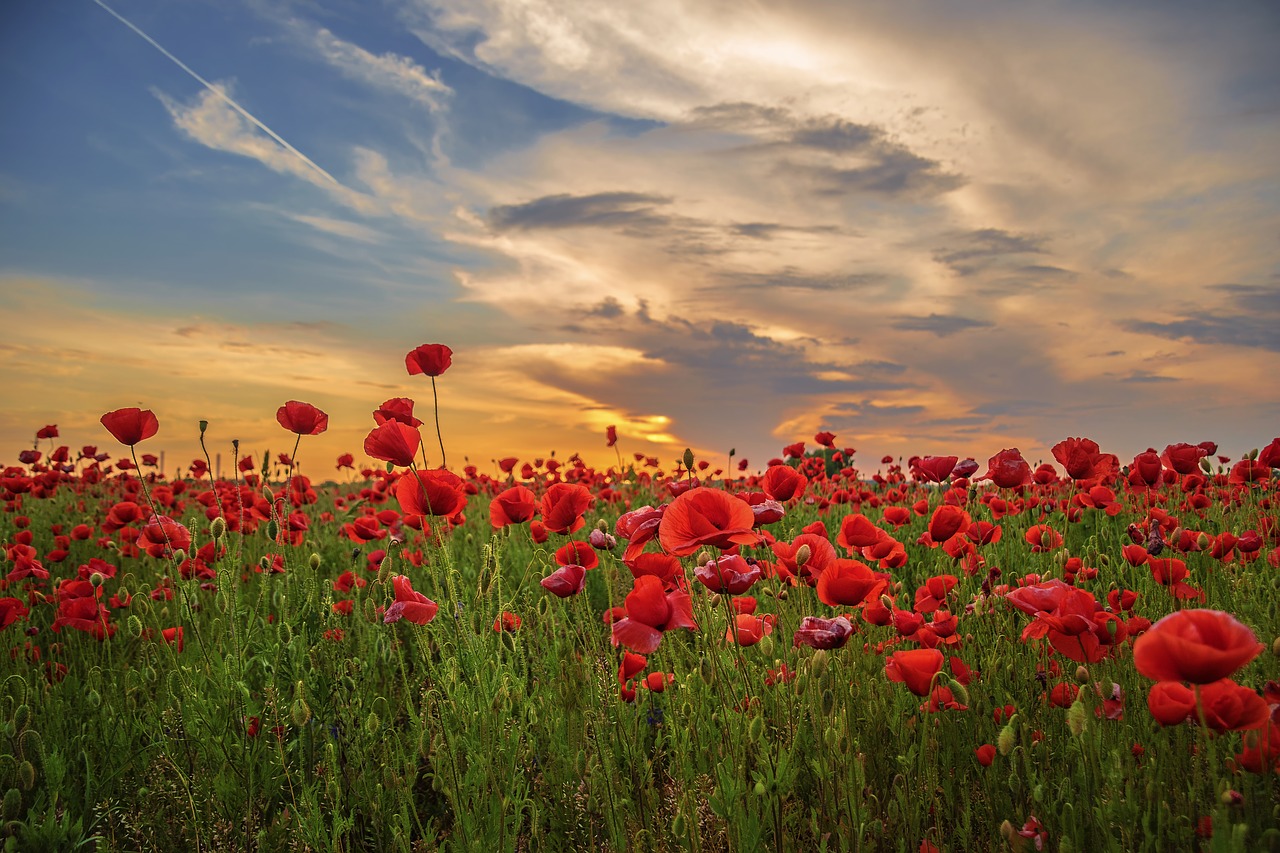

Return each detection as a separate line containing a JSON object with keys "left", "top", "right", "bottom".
{"left": 311, "top": 26, "right": 453, "bottom": 112}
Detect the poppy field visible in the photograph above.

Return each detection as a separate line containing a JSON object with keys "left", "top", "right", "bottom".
{"left": 2, "top": 344, "right": 1279, "bottom": 852}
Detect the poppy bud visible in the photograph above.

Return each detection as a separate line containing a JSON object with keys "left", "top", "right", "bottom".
{"left": 199, "top": 420, "right": 209, "bottom": 436}
{"left": 210, "top": 517, "right": 226, "bottom": 539}
{"left": 880, "top": 594, "right": 894, "bottom": 610}
{"left": 597, "top": 519, "right": 609, "bottom": 532}
{"left": 1075, "top": 666, "right": 1090, "bottom": 685}
{"left": 309, "top": 553, "right": 322, "bottom": 570}
{"left": 947, "top": 678, "right": 969, "bottom": 707}
{"left": 795, "top": 544, "right": 812, "bottom": 567}
{"left": 683, "top": 448, "right": 695, "bottom": 471}
{"left": 365, "top": 711, "right": 380, "bottom": 736}
{"left": 809, "top": 649, "right": 829, "bottom": 679}
{"left": 1272, "top": 637, "right": 1280, "bottom": 657}
{"left": 89, "top": 572, "right": 104, "bottom": 588}
{"left": 17, "top": 761, "right": 35, "bottom": 791}
{"left": 1197, "top": 532, "right": 1210, "bottom": 550}
{"left": 290, "top": 681, "right": 311, "bottom": 727}
{"left": 997, "top": 720, "right": 1017, "bottom": 755}
{"left": 128, "top": 615, "right": 143, "bottom": 639}
{"left": 1067, "top": 698, "right": 1087, "bottom": 736}
{"left": 2, "top": 787, "right": 20, "bottom": 821}
{"left": 777, "top": 589, "right": 788, "bottom": 601}
{"left": 749, "top": 715, "right": 765, "bottom": 742}
{"left": 1220, "top": 789, "right": 1243, "bottom": 806}
{"left": 757, "top": 634, "right": 774, "bottom": 656}
{"left": 821, "top": 688, "right": 835, "bottom": 716}
{"left": 753, "top": 781, "right": 767, "bottom": 796}
{"left": 172, "top": 549, "right": 187, "bottom": 565}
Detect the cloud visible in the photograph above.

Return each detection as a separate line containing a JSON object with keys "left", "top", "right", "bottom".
{"left": 488, "top": 191, "right": 674, "bottom": 232}
{"left": 1124, "top": 281, "right": 1280, "bottom": 352}
{"left": 311, "top": 27, "right": 452, "bottom": 112}
{"left": 891, "top": 314, "right": 993, "bottom": 337}
{"left": 932, "top": 228, "right": 1048, "bottom": 276}
{"left": 157, "top": 83, "right": 382, "bottom": 215}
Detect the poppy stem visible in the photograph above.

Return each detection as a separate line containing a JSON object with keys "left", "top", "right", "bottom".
{"left": 431, "top": 376, "right": 447, "bottom": 469}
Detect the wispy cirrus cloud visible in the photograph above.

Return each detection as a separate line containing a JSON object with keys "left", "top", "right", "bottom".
{"left": 310, "top": 26, "right": 452, "bottom": 112}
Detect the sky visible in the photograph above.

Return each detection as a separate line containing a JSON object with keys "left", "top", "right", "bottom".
{"left": 2, "top": 0, "right": 1278, "bottom": 479}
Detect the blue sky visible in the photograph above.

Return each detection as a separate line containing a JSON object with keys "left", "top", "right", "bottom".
{"left": 2, "top": 0, "right": 1278, "bottom": 475}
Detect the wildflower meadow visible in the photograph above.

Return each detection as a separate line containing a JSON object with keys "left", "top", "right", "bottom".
{"left": 1, "top": 343, "right": 1278, "bottom": 852}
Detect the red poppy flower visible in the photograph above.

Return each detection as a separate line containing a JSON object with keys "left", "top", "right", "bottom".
{"left": 489, "top": 485, "right": 538, "bottom": 529}
{"left": 610, "top": 575, "right": 697, "bottom": 653}
{"left": 1024, "top": 524, "right": 1063, "bottom": 553}
{"left": 276, "top": 401, "right": 329, "bottom": 436}
{"left": 395, "top": 469, "right": 467, "bottom": 519}
{"left": 1130, "top": 449, "right": 1164, "bottom": 487}
{"left": 726, "top": 613, "right": 776, "bottom": 647}
{"left": 0, "top": 597, "right": 30, "bottom": 630}
{"left": 1259, "top": 436, "right": 1280, "bottom": 470}
{"left": 1198, "top": 679, "right": 1269, "bottom": 733}
{"left": 405, "top": 343, "right": 453, "bottom": 377}
{"left": 1133, "top": 609, "right": 1264, "bottom": 684}
{"left": 913, "top": 575, "right": 958, "bottom": 614}
{"left": 975, "top": 744, "right": 996, "bottom": 766}
{"left": 364, "top": 420, "right": 422, "bottom": 468}
{"left": 372, "top": 397, "right": 423, "bottom": 428}
{"left": 1051, "top": 437, "right": 1111, "bottom": 481}
{"left": 606, "top": 425, "right": 618, "bottom": 447}
{"left": 658, "top": 487, "right": 757, "bottom": 557}
{"left": 383, "top": 575, "right": 439, "bottom": 625}
{"left": 836, "top": 513, "right": 882, "bottom": 551}
{"left": 885, "top": 648, "right": 945, "bottom": 696}
{"left": 100, "top": 408, "right": 159, "bottom": 446}
{"left": 36, "top": 424, "right": 58, "bottom": 439}
{"left": 793, "top": 615, "right": 855, "bottom": 650}
{"left": 540, "top": 483, "right": 595, "bottom": 535}
{"left": 979, "top": 448, "right": 1031, "bottom": 489}
{"left": 927, "top": 505, "right": 969, "bottom": 544}
{"left": 139, "top": 515, "right": 192, "bottom": 560}
{"left": 618, "top": 651, "right": 647, "bottom": 683}
{"left": 816, "top": 559, "right": 886, "bottom": 607}
{"left": 1161, "top": 443, "right": 1208, "bottom": 475}
{"left": 540, "top": 564, "right": 587, "bottom": 598}
{"left": 555, "top": 540, "right": 599, "bottom": 571}
{"left": 694, "top": 554, "right": 761, "bottom": 594}
{"left": 336, "top": 453, "right": 355, "bottom": 470}
{"left": 913, "top": 456, "right": 958, "bottom": 483}
{"left": 161, "top": 626, "right": 185, "bottom": 652}
{"left": 762, "top": 464, "right": 808, "bottom": 502}
{"left": 814, "top": 431, "right": 836, "bottom": 448}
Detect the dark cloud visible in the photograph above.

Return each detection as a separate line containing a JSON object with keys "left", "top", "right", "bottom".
{"left": 487, "top": 191, "right": 674, "bottom": 232}
{"left": 891, "top": 313, "right": 993, "bottom": 336}
{"left": 1120, "top": 370, "right": 1178, "bottom": 383}
{"left": 1125, "top": 316, "right": 1280, "bottom": 352}
{"left": 1125, "top": 282, "right": 1280, "bottom": 352}
{"left": 933, "top": 228, "right": 1047, "bottom": 276}
{"left": 708, "top": 269, "right": 888, "bottom": 293}
{"left": 788, "top": 149, "right": 964, "bottom": 198}
{"left": 729, "top": 221, "right": 841, "bottom": 240}
{"left": 789, "top": 119, "right": 879, "bottom": 152}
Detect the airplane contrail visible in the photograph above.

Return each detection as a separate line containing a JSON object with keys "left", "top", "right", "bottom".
{"left": 90, "top": 0, "right": 340, "bottom": 186}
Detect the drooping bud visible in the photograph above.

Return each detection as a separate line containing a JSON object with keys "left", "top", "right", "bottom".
{"left": 290, "top": 681, "right": 311, "bottom": 727}
{"left": 1066, "top": 697, "right": 1087, "bottom": 737}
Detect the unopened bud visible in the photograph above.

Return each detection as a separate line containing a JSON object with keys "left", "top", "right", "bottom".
{"left": 210, "top": 517, "right": 226, "bottom": 539}
{"left": 795, "top": 544, "right": 812, "bottom": 567}
{"left": 1220, "top": 789, "right": 1243, "bottom": 806}
{"left": 997, "top": 720, "right": 1017, "bottom": 755}
{"left": 199, "top": 420, "right": 209, "bottom": 436}
{"left": 1075, "top": 665, "right": 1090, "bottom": 685}
{"left": 947, "top": 678, "right": 969, "bottom": 707}
{"left": 1067, "top": 698, "right": 1087, "bottom": 736}
{"left": 683, "top": 448, "right": 695, "bottom": 471}
{"left": 89, "top": 572, "right": 104, "bottom": 588}
{"left": 1271, "top": 636, "right": 1280, "bottom": 658}
{"left": 309, "top": 553, "right": 322, "bottom": 570}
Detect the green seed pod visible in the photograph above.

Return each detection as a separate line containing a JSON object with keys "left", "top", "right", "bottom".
{"left": 127, "top": 615, "right": 143, "bottom": 639}
{"left": 17, "top": 730, "right": 42, "bottom": 770}
{"left": 1067, "top": 698, "right": 1087, "bottom": 737}
{"left": 997, "top": 722, "right": 1016, "bottom": 756}
{"left": 16, "top": 763, "right": 33, "bottom": 792}
{"left": 808, "top": 649, "right": 829, "bottom": 679}
{"left": 1, "top": 788, "right": 19, "bottom": 822}
{"left": 290, "top": 681, "right": 311, "bottom": 727}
